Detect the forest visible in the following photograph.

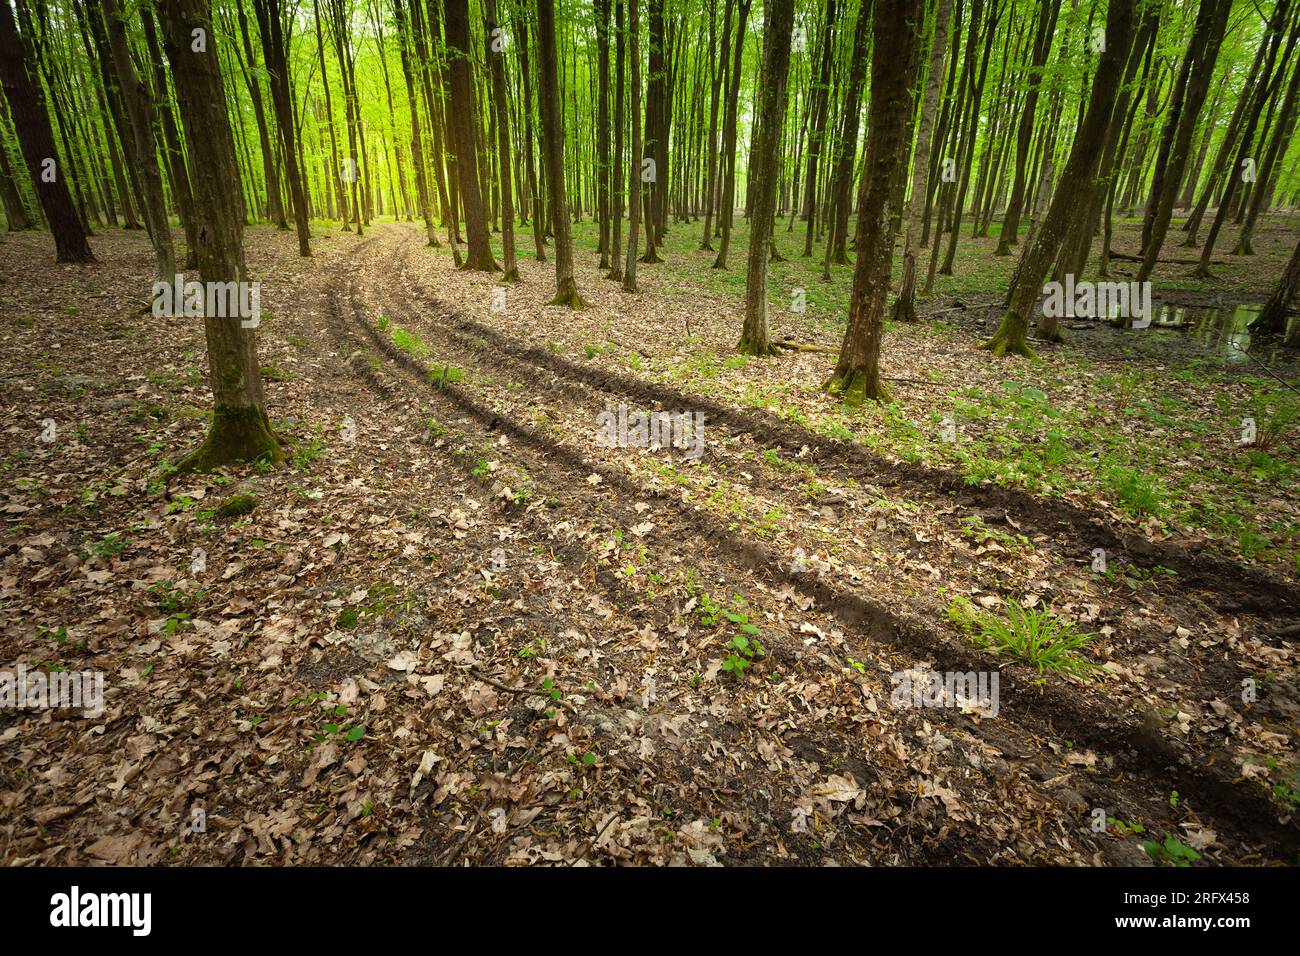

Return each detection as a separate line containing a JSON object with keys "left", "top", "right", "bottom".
{"left": 0, "top": 0, "right": 1298, "bottom": 871}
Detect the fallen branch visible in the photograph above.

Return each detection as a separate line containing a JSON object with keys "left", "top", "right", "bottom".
{"left": 774, "top": 340, "right": 835, "bottom": 354}
{"left": 1107, "top": 251, "right": 1222, "bottom": 265}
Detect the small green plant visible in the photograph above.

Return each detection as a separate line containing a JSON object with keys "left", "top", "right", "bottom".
{"left": 391, "top": 326, "right": 427, "bottom": 359}
{"left": 538, "top": 677, "right": 561, "bottom": 718}
{"left": 1103, "top": 463, "right": 1164, "bottom": 517}
{"left": 1107, "top": 817, "right": 1145, "bottom": 835}
{"left": 427, "top": 364, "right": 465, "bottom": 388}
{"left": 313, "top": 705, "right": 366, "bottom": 745}
{"left": 722, "top": 632, "right": 766, "bottom": 677}
{"left": 948, "top": 596, "right": 1101, "bottom": 678}
{"left": 1142, "top": 834, "right": 1200, "bottom": 867}
{"left": 88, "top": 532, "right": 129, "bottom": 558}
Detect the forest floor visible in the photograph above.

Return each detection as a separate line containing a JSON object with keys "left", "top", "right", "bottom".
{"left": 1, "top": 211, "right": 1297, "bottom": 866}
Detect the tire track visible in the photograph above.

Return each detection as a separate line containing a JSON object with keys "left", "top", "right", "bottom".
{"left": 392, "top": 239, "right": 1299, "bottom": 626}
{"left": 340, "top": 229, "right": 1300, "bottom": 861}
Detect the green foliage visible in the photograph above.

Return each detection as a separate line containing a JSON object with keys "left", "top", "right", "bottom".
{"left": 948, "top": 596, "right": 1101, "bottom": 678}
{"left": 1142, "top": 835, "right": 1200, "bottom": 867}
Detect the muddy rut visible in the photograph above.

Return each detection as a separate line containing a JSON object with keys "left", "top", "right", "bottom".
{"left": 308, "top": 227, "right": 1298, "bottom": 862}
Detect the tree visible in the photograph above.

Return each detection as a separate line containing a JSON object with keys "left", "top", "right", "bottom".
{"left": 253, "top": 0, "right": 313, "bottom": 256}
{"left": 100, "top": 0, "right": 175, "bottom": 280}
{"left": 801, "top": 0, "right": 835, "bottom": 258}
{"left": 1257, "top": 239, "right": 1300, "bottom": 340}
{"left": 158, "top": 0, "right": 283, "bottom": 470}
{"left": 995, "top": 0, "right": 1059, "bottom": 255}
{"left": 826, "top": 0, "right": 921, "bottom": 404}
{"left": 485, "top": 0, "right": 517, "bottom": 280}
{"left": 392, "top": 0, "right": 439, "bottom": 246}
{"left": 1135, "top": 0, "right": 1231, "bottom": 283}
{"left": 1191, "top": 0, "right": 1291, "bottom": 278}
{"left": 981, "top": 0, "right": 1137, "bottom": 358}
{"left": 445, "top": 0, "right": 497, "bottom": 269}
{"left": 712, "top": 0, "right": 752, "bottom": 270}
{"left": 0, "top": 0, "right": 94, "bottom": 262}
{"left": 536, "top": 0, "right": 586, "bottom": 306}
{"left": 607, "top": 0, "right": 626, "bottom": 280}
{"left": 623, "top": 0, "right": 643, "bottom": 293}
{"left": 893, "top": 0, "right": 953, "bottom": 323}
{"left": 738, "top": 0, "right": 795, "bottom": 356}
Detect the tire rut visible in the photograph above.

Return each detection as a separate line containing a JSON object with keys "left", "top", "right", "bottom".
{"left": 337, "top": 230, "right": 1300, "bottom": 861}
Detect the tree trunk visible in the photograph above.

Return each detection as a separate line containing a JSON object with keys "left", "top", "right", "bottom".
{"left": 893, "top": 0, "right": 953, "bottom": 323}
{"left": 982, "top": 0, "right": 1136, "bottom": 357}
{"left": 826, "top": 0, "right": 921, "bottom": 404}
{"left": 536, "top": 0, "right": 586, "bottom": 305}
{"left": 393, "top": 0, "right": 439, "bottom": 245}
{"left": 485, "top": 0, "right": 516, "bottom": 280}
{"left": 444, "top": 0, "right": 495, "bottom": 268}
{"left": 607, "top": 0, "right": 626, "bottom": 280}
{"left": 738, "top": 0, "right": 795, "bottom": 356}
{"left": 253, "top": 0, "right": 312, "bottom": 255}
{"left": 1255, "top": 238, "right": 1300, "bottom": 337}
{"left": 623, "top": 0, "right": 643, "bottom": 292}
{"left": 159, "top": 0, "right": 283, "bottom": 471}
{"left": 0, "top": 0, "right": 94, "bottom": 262}
{"left": 712, "top": 0, "right": 753, "bottom": 269}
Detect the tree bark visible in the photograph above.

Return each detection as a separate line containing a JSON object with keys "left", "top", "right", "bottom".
{"left": 536, "top": 0, "right": 585, "bottom": 305}
{"left": 738, "top": 0, "right": 795, "bottom": 356}
{"left": 159, "top": 0, "right": 283, "bottom": 471}
{"left": 826, "top": 0, "right": 921, "bottom": 404}
{"left": 0, "top": 0, "right": 94, "bottom": 262}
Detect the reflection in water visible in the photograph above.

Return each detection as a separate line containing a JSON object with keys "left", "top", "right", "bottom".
{"left": 1149, "top": 304, "right": 1281, "bottom": 364}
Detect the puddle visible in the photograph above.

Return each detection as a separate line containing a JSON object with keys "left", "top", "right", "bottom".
{"left": 1146, "top": 303, "right": 1284, "bottom": 365}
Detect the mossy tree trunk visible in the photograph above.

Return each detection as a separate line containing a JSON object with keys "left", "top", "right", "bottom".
{"left": 537, "top": 0, "right": 587, "bottom": 306}
{"left": 160, "top": 0, "right": 282, "bottom": 472}
{"left": 826, "top": 0, "right": 921, "bottom": 405}
{"left": 484, "top": 0, "right": 517, "bottom": 280}
{"left": 893, "top": 0, "right": 953, "bottom": 324}
{"left": 0, "top": 0, "right": 94, "bottom": 262}
{"left": 1257, "top": 238, "right": 1300, "bottom": 339}
{"left": 983, "top": 0, "right": 1136, "bottom": 358}
{"left": 738, "top": 0, "right": 795, "bottom": 357}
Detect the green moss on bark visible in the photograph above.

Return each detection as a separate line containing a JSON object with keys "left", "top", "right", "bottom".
{"left": 981, "top": 312, "right": 1037, "bottom": 358}
{"left": 736, "top": 333, "right": 778, "bottom": 357}
{"left": 825, "top": 368, "right": 891, "bottom": 406}
{"left": 548, "top": 279, "right": 589, "bottom": 309}
{"left": 176, "top": 405, "right": 284, "bottom": 475}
